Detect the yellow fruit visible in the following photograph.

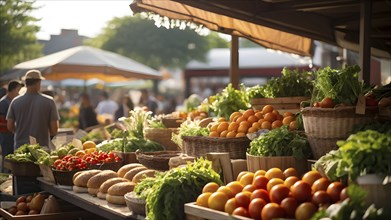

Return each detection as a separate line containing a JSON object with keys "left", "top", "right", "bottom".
{"left": 85, "top": 148, "right": 96, "bottom": 154}
{"left": 228, "top": 122, "right": 239, "bottom": 132}
{"left": 217, "top": 122, "right": 229, "bottom": 133}
{"left": 75, "top": 150, "right": 86, "bottom": 157}
{"left": 82, "top": 140, "right": 96, "bottom": 150}
{"left": 209, "top": 131, "right": 220, "bottom": 137}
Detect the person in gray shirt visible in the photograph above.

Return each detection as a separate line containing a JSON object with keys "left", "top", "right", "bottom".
{"left": 7, "top": 70, "right": 60, "bottom": 149}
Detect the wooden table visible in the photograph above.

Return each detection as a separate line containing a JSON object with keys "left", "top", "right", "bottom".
{"left": 37, "top": 177, "right": 143, "bottom": 220}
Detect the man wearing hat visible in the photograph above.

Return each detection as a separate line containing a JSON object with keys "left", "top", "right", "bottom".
{"left": 6, "top": 70, "right": 60, "bottom": 149}
{"left": 0, "top": 80, "right": 24, "bottom": 172}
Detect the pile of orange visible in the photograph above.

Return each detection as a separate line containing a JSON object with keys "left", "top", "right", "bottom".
{"left": 209, "top": 105, "right": 297, "bottom": 138}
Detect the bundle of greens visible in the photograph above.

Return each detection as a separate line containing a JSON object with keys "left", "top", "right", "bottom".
{"left": 120, "top": 109, "right": 151, "bottom": 139}
{"left": 248, "top": 68, "right": 313, "bottom": 99}
{"left": 311, "top": 184, "right": 386, "bottom": 220}
{"left": 98, "top": 138, "right": 164, "bottom": 153}
{"left": 209, "top": 84, "right": 249, "bottom": 119}
{"left": 5, "top": 144, "right": 50, "bottom": 163}
{"left": 248, "top": 126, "right": 311, "bottom": 159}
{"left": 171, "top": 119, "right": 209, "bottom": 149}
{"left": 311, "top": 65, "right": 370, "bottom": 105}
{"left": 135, "top": 158, "right": 222, "bottom": 220}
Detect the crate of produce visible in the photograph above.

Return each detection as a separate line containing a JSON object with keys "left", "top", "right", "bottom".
{"left": 182, "top": 136, "right": 250, "bottom": 159}
{"left": 4, "top": 159, "right": 41, "bottom": 177}
{"left": 184, "top": 202, "right": 251, "bottom": 220}
{"left": 251, "top": 96, "right": 308, "bottom": 113}
{"left": 144, "top": 128, "right": 179, "bottom": 151}
{"left": 136, "top": 150, "right": 181, "bottom": 171}
{"left": 301, "top": 106, "right": 378, "bottom": 159}
{"left": 246, "top": 153, "right": 308, "bottom": 176}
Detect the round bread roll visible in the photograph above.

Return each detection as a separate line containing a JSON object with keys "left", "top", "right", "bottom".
{"left": 106, "top": 182, "right": 136, "bottom": 205}
{"left": 117, "top": 163, "right": 144, "bottom": 177}
{"left": 97, "top": 177, "right": 128, "bottom": 200}
{"left": 72, "top": 170, "right": 85, "bottom": 183}
{"left": 87, "top": 170, "right": 118, "bottom": 195}
{"left": 132, "top": 169, "right": 156, "bottom": 183}
{"left": 73, "top": 170, "right": 102, "bottom": 187}
{"left": 73, "top": 185, "right": 89, "bottom": 193}
{"left": 123, "top": 166, "right": 147, "bottom": 181}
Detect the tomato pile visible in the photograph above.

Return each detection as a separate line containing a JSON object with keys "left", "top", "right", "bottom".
{"left": 209, "top": 105, "right": 297, "bottom": 138}
{"left": 52, "top": 151, "right": 121, "bottom": 171}
{"left": 196, "top": 168, "right": 347, "bottom": 220}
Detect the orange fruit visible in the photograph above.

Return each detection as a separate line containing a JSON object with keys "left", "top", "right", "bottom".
{"left": 240, "top": 120, "right": 252, "bottom": 128}
{"left": 283, "top": 111, "right": 294, "bottom": 117}
{"left": 282, "top": 116, "right": 295, "bottom": 125}
{"left": 252, "top": 122, "right": 261, "bottom": 129}
{"left": 203, "top": 182, "right": 220, "bottom": 193}
{"left": 230, "top": 112, "right": 242, "bottom": 122}
{"left": 196, "top": 192, "right": 212, "bottom": 207}
{"left": 265, "top": 168, "right": 285, "bottom": 180}
{"left": 272, "top": 110, "right": 280, "bottom": 116}
{"left": 289, "top": 121, "right": 298, "bottom": 130}
{"left": 228, "top": 122, "right": 239, "bottom": 132}
{"left": 258, "top": 118, "right": 266, "bottom": 124}
{"left": 276, "top": 114, "right": 284, "bottom": 121}
{"left": 224, "top": 198, "right": 238, "bottom": 214}
{"left": 217, "top": 186, "right": 234, "bottom": 198}
{"left": 208, "top": 192, "right": 229, "bottom": 211}
{"left": 235, "top": 116, "right": 246, "bottom": 124}
{"left": 227, "top": 181, "right": 244, "bottom": 195}
{"left": 236, "top": 132, "right": 246, "bottom": 137}
{"left": 210, "top": 123, "right": 219, "bottom": 132}
{"left": 271, "top": 120, "right": 283, "bottom": 129}
{"left": 302, "top": 170, "right": 322, "bottom": 186}
{"left": 262, "top": 105, "right": 274, "bottom": 113}
{"left": 209, "top": 131, "right": 220, "bottom": 137}
{"left": 239, "top": 173, "right": 255, "bottom": 186}
{"left": 255, "top": 112, "right": 263, "bottom": 119}
{"left": 220, "top": 130, "right": 228, "bottom": 137}
{"left": 261, "top": 121, "right": 272, "bottom": 130}
{"left": 226, "top": 131, "right": 237, "bottom": 138}
{"left": 218, "top": 117, "right": 227, "bottom": 122}
{"left": 247, "top": 126, "right": 258, "bottom": 133}
{"left": 242, "top": 109, "right": 255, "bottom": 119}
{"left": 82, "top": 141, "right": 96, "bottom": 150}
{"left": 266, "top": 178, "right": 284, "bottom": 192}
{"left": 254, "top": 169, "right": 266, "bottom": 177}
{"left": 247, "top": 115, "right": 259, "bottom": 124}
{"left": 264, "top": 112, "right": 277, "bottom": 122}
{"left": 237, "top": 124, "right": 249, "bottom": 133}
{"left": 236, "top": 171, "right": 249, "bottom": 181}
{"left": 217, "top": 122, "right": 229, "bottom": 133}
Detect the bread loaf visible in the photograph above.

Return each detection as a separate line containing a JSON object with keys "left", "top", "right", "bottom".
{"left": 132, "top": 169, "right": 156, "bottom": 183}
{"left": 73, "top": 170, "right": 101, "bottom": 193}
{"left": 123, "top": 166, "right": 147, "bottom": 181}
{"left": 117, "top": 163, "right": 144, "bottom": 177}
{"left": 97, "top": 177, "right": 128, "bottom": 199}
{"left": 87, "top": 170, "right": 118, "bottom": 195}
{"left": 106, "top": 182, "right": 135, "bottom": 205}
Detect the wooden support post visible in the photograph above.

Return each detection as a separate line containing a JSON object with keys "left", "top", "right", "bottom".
{"left": 206, "top": 152, "right": 234, "bottom": 184}
{"left": 359, "top": 0, "right": 371, "bottom": 83}
{"left": 230, "top": 35, "right": 239, "bottom": 89}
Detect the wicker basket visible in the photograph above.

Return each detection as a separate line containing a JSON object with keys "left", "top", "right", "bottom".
{"left": 113, "top": 151, "right": 138, "bottom": 164}
{"left": 52, "top": 169, "right": 87, "bottom": 186}
{"left": 182, "top": 136, "right": 250, "bottom": 159}
{"left": 251, "top": 97, "right": 308, "bottom": 113}
{"left": 162, "top": 117, "right": 184, "bottom": 128}
{"left": 246, "top": 153, "right": 308, "bottom": 176}
{"left": 124, "top": 191, "right": 146, "bottom": 215}
{"left": 136, "top": 150, "right": 181, "bottom": 171}
{"left": 4, "top": 159, "right": 41, "bottom": 177}
{"left": 302, "top": 106, "right": 378, "bottom": 159}
{"left": 144, "top": 128, "right": 179, "bottom": 151}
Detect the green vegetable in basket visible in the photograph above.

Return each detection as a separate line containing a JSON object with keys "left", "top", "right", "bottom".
{"left": 171, "top": 119, "right": 209, "bottom": 149}
{"left": 248, "top": 126, "right": 311, "bottom": 159}
{"left": 138, "top": 158, "right": 222, "bottom": 220}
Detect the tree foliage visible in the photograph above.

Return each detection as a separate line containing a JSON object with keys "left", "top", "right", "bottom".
{"left": 87, "top": 15, "right": 228, "bottom": 69}
{"left": 0, "top": 0, "right": 42, "bottom": 73}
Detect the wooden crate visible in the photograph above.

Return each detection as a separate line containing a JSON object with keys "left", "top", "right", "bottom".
{"left": 251, "top": 96, "right": 308, "bottom": 113}
{"left": 185, "top": 202, "right": 251, "bottom": 220}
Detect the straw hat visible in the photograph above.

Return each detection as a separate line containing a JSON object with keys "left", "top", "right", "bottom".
{"left": 22, "top": 70, "right": 45, "bottom": 80}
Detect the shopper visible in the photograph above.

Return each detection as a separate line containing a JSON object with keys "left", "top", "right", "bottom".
{"left": 0, "top": 80, "right": 24, "bottom": 172}
{"left": 115, "top": 95, "right": 134, "bottom": 119}
{"left": 96, "top": 91, "right": 118, "bottom": 122}
{"left": 78, "top": 93, "right": 99, "bottom": 130}
{"left": 139, "top": 89, "right": 158, "bottom": 115}
{"left": 7, "top": 70, "right": 60, "bottom": 149}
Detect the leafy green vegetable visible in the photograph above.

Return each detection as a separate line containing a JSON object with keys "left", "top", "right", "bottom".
{"left": 98, "top": 138, "right": 164, "bottom": 153}
{"left": 120, "top": 109, "right": 152, "bottom": 139}
{"left": 311, "top": 65, "right": 370, "bottom": 105}
{"left": 352, "top": 122, "right": 391, "bottom": 134}
{"left": 5, "top": 144, "right": 50, "bottom": 164}
{"left": 209, "top": 83, "right": 249, "bottom": 119}
{"left": 171, "top": 119, "right": 209, "bottom": 149}
{"left": 248, "top": 68, "right": 313, "bottom": 99}
{"left": 139, "top": 158, "right": 222, "bottom": 220}
{"left": 248, "top": 126, "right": 311, "bottom": 158}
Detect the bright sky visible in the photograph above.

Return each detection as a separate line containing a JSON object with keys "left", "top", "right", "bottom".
{"left": 31, "top": 0, "right": 133, "bottom": 40}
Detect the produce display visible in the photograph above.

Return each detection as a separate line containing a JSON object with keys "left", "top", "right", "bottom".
{"left": 5, "top": 144, "right": 50, "bottom": 163}
{"left": 5, "top": 193, "right": 48, "bottom": 215}
{"left": 193, "top": 167, "right": 383, "bottom": 220}
{"left": 134, "top": 158, "right": 222, "bottom": 220}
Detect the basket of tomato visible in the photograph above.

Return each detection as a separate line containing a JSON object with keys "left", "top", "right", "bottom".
{"left": 86, "top": 151, "right": 123, "bottom": 171}
{"left": 52, "top": 155, "right": 89, "bottom": 186}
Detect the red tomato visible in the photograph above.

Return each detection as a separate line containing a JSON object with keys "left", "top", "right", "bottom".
{"left": 340, "top": 187, "right": 349, "bottom": 201}
{"left": 224, "top": 198, "right": 238, "bottom": 214}
{"left": 320, "top": 97, "right": 335, "bottom": 108}
{"left": 295, "top": 202, "right": 317, "bottom": 220}
{"left": 251, "top": 189, "right": 270, "bottom": 203}
{"left": 252, "top": 175, "right": 269, "bottom": 190}
{"left": 312, "top": 190, "right": 332, "bottom": 207}
{"left": 313, "top": 102, "right": 320, "bottom": 107}
{"left": 291, "top": 181, "right": 312, "bottom": 203}
{"left": 235, "top": 192, "right": 251, "bottom": 208}
{"left": 242, "top": 184, "right": 257, "bottom": 192}
{"left": 284, "top": 176, "right": 299, "bottom": 188}
{"left": 327, "top": 182, "right": 344, "bottom": 202}
{"left": 280, "top": 197, "right": 299, "bottom": 218}
{"left": 248, "top": 198, "right": 266, "bottom": 220}
{"left": 312, "top": 177, "right": 330, "bottom": 192}
{"left": 232, "top": 207, "right": 250, "bottom": 218}
{"left": 261, "top": 203, "right": 285, "bottom": 220}
{"left": 269, "top": 184, "right": 290, "bottom": 204}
